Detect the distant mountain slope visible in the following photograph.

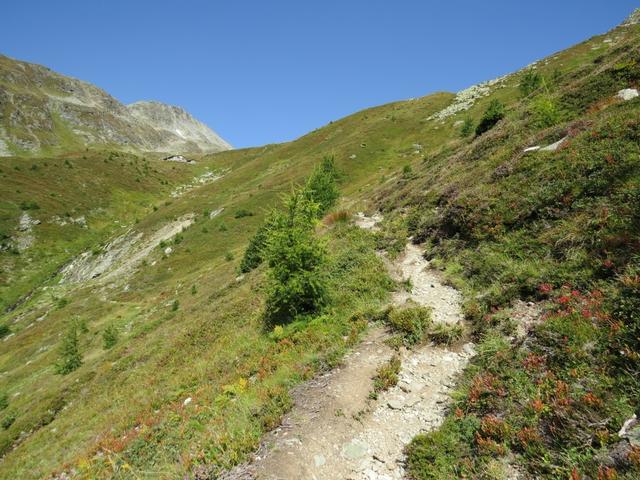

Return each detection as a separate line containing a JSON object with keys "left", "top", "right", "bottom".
{"left": 0, "top": 55, "right": 231, "bottom": 155}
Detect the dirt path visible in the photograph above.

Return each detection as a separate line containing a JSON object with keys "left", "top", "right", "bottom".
{"left": 223, "top": 215, "right": 474, "bottom": 480}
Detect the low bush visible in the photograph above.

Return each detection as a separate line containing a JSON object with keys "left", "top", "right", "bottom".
{"left": 374, "top": 217, "right": 407, "bottom": 259}
{"left": 460, "top": 118, "right": 475, "bottom": 137}
{"left": 406, "top": 287, "right": 640, "bottom": 479}
{"left": 529, "top": 95, "right": 563, "bottom": 128}
{"left": 322, "top": 210, "right": 350, "bottom": 226}
{"left": 19, "top": 200, "right": 40, "bottom": 210}
{"left": 520, "top": 69, "right": 543, "bottom": 97}
{"left": 102, "top": 324, "right": 118, "bottom": 349}
{"left": 234, "top": 209, "right": 254, "bottom": 219}
{"left": 1, "top": 414, "right": 15, "bottom": 430}
{"left": 371, "top": 355, "right": 401, "bottom": 397}
{"left": 428, "top": 322, "right": 464, "bottom": 345}
{"left": 0, "top": 324, "right": 10, "bottom": 339}
{"left": 385, "top": 306, "right": 432, "bottom": 345}
{"left": 475, "top": 99, "right": 505, "bottom": 136}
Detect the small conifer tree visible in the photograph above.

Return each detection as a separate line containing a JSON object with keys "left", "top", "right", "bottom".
{"left": 303, "top": 156, "right": 339, "bottom": 216}
{"left": 55, "top": 325, "right": 82, "bottom": 375}
{"left": 264, "top": 189, "right": 327, "bottom": 324}
{"left": 102, "top": 324, "right": 118, "bottom": 349}
{"left": 475, "top": 99, "right": 505, "bottom": 136}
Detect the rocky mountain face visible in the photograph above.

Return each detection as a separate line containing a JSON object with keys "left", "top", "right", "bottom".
{"left": 0, "top": 55, "right": 231, "bottom": 156}
{"left": 622, "top": 7, "right": 640, "bottom": 26}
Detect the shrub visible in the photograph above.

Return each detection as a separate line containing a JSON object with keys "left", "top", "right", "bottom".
{"left": 406, "top": 415, "right": 479, "bottom": 478}
{"left": 372, "top": 355, "right": 401, "bottom": 396}
{"left": 264, "top": 189, "right": 327, "bottom": 324}
{"left": 520, "top": 69, "right": 543, "bottom": 97}
{"left": 386, "top": 306, "right": 432, "bottom": 345}
{"left": 56, "top": 297, "right": 69, "bottom": 309}
{"left": 19, "top": 200, "right": 40, "bottom": 210}
{"left": 234, "top": 209, "right": 254, "bottom": 219}
{"left": 475, "top": 99, "right": 505, "bottom": 136}
{"left": 530, "top": 95, "right": 562, "bottom": 128}
{"left": 374, "top": 217, "right": 407, "bottom": 259}
{"left": 322, "top": 210, "right": 350, "bottom": 226}
{"left": 0, "top": 393, "right": 7, "bottom": 411}
{"left": 303, "top": 156, "right": 340, "bottom": 216}
{"left": 460, "top": 118, "right": 475, "bottom": 137}
{"left": 0, "top": 324, "right": 10, "bottom": 339}
{"left": 610, "top": 257, "right": 640, "bottom": 383}
{"left": 1, "top": 414, "right": 15, "bottom": 430}
{"left": 428, "top": 322, "right": 464, "bottom": 345}
{"left": 55, "top": 325, "right": 82, "bottom": 375}
{"left": 102, "top": 324, "right": 118, "bottom": 349}
{"left": 171, "top": 299, "right": 180, "bottom": 311}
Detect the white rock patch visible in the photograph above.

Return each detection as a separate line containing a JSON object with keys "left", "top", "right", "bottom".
{"left": 617, "top": 88, "right": 639, "bottom": 101}
{"left": 427, "top": 76, "right": 507, "bottom": 122}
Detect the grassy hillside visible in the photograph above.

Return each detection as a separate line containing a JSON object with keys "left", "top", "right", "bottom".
{"left": 0, "top": 14, "right": 639, "bottom": 480}
{"left": 0, "top": 90, "right": 457, "bottom": 478}
{"left": 371, "top": 21, "right": 640, "bottom": 480}
{"left": 0, "top": 150, "right": 210, "bottom": 311}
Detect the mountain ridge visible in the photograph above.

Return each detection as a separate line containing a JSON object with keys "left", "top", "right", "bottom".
{"left": 0, "top": 54, "right": 231, "bottom": 156}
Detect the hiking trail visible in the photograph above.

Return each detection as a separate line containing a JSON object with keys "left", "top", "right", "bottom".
{"left": 223, "top": 214, "right": 474, "bottom": 480}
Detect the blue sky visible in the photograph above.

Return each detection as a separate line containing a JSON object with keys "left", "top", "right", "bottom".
{"left": 2, "top": 1, "right": 637, "bottom": 148}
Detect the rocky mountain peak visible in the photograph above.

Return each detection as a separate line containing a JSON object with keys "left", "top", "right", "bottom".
{"left": 127, "top": 101, "right": 231, "bottom": 152}
{"left": 0, "top": 55, "right": 231, "bottom": 155}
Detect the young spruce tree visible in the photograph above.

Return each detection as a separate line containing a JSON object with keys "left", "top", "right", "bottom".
{"left": 263, "top": 189, "right": 327, "bottom": 324}
{"left": 303, "top": 155, "right": 339, "bottom": 216}
{"left": 55, "top": 324, "right": 82, "bottom": 375}
{"left": 240, "top": 156, "right": 339, "bottom": 273}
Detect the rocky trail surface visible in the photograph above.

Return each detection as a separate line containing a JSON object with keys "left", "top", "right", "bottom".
{"left": 223, "top": 215, "right": 474, "bottom": 480}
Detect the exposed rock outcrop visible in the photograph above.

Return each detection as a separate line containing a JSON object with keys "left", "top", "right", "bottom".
{"left": 621, "top": 8, "right": 640, "bottom": 26}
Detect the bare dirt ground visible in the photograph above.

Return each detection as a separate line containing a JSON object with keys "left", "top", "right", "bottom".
{"left": 222, "top": 215, "right": 474, "bottom": 480}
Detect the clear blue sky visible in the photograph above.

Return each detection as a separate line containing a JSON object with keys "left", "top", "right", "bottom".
{"left": 2, "top": 1, "right": 637, "bottom": 148}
